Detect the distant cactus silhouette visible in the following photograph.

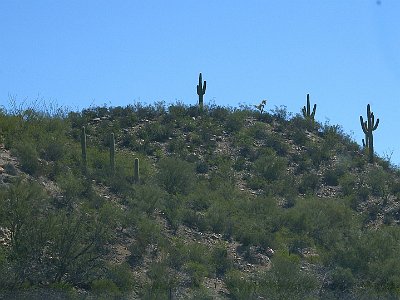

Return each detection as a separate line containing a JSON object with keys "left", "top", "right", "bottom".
{"left": 360, "top": 104, "right": 379, "bottom": 163}
{"left": 134, "top": 158, "right": 140, "bottom": 183}
{"left": 197, "top": 73, "right": 206, "bottom": 109}
{"left": 302, "top": 94, "right": 316, "bottom": 120}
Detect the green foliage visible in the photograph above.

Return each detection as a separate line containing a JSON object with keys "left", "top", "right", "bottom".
{"left": 225, "top": 110, "right": 247, "bottom": 133}
{"left": 157, "top": 157, "right": 195, "bottom": 195}
{"left": 185, "top": 262, "right": 208, "bottom": 287}
{"left": 12, "top": 140, "right": 40, "bottom": 175}
{"left": 0, "top": 178, "right": 113, "bottom": 288}
{"left": 298, "top": 172, "right": 320, "bottom": 194}
{"left": 258, "top": 252, "right": 318, "bottom": 299}
{"left": 211, "top": 243, "right": 232, "bottom": 276}
{"left": 2, "top": 100, "right": 400, "bottom": 298}
{"left": 329, "top": 267, "right": 355, "bottom": 291}
{"left": 323, "top": 165, "right": 346, "bottom": 186}
{"left": 105, "top": 263, "right": 135, "bottom": 292}
{"left": 338, "top": 173, "right": 356, "bottom": 196}
{"left": 225, "top": 270, "right": 256, "bottom": 299}
{"left": 143, "top": 262, "right": 176, "bottom": 299}
{"left": 128, "top": 216, "right": 163, "bottom": 265}
{"left": 253, "top": 149, "right": 287, "bottom": 182}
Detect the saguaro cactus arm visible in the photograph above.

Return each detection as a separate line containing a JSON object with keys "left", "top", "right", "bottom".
{"left": 302, "top": 94, "right": 317, "bottom": 119}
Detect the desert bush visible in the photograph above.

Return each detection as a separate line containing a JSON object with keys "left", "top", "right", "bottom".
{"left": 298, "top": 172, "right": 320, "bottom": 194}
{"left": 323, "top": 165, "right": 346, "bottom": 186}
{"left": 263, "top": 133, "right": 289, "bottom": 156}
{"left": 366, "top": 167, "right": 389, "bottom": 197}
{"left": 185, "top": 262, "right": 209, "bottom": 287}
{"left": 339, "top": 173, "right": 356, "bottom": 196}
{"left": 225, "top": 111, "right": 246, "bottom": 133}
{"left": 291, "top": 128, "right": 308, "bottom": 145}
{"left": 128, "top": 217, "right": 163, "bottom": 265}
{"left": 105, "top": 263, "right": 135, "bottom": 292}
{"left": 286, "top": 197, "right": 357, "bottom": 249}
{"left": 157, "top": 157, "right": 195, "bottom": 195}
{"left": 143, "top": 262, "right": 177, "bottom": 299}
{"left": 225, "top": 270, "right": 256, "bottom": 299}
{"left": 307, "top": 142, "right": 331, "bottom": 167}
{"left": 41, "top": 139, "right": 65, "bottom": 162}
{"left": 12, "top": 140, "right": 40, "bottom": 175}
{"left": 253, "top": 150, "right": 287, "bottom": 182}
{"left": 211, "top": 243, "right": 232, "bottom": 276}
{"left": 138, "top": 122, "right": 171, "bottom": 143}
{"left": 258, "top": 252, "right": 318, "bottom": 299}
{"left": 329, "top": 267, "right": 355, "bottom": 291}
{"left": 91, "top": 279, "right": 121, "bottom": 297}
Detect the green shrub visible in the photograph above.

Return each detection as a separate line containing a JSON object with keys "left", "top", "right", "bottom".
{"left": 366, "top": 167, "right": 389, "bottom": 197}
{"left": 330, "top": 267, "right": 355, "bottom": 291}
{"left": 258, "top": 252, "right": 318, "bottom": 299}
{"left": 42, "top": 140, "right": 65, "bottom": 161}
{"left": 211, "top": 243, "right": 232, "bottom": 276}
{"left": 253, "top": 150, "right": 287, "bottom": 182}
{"left": 225, "top": 270, "right": 256, "bottom": 299}
{"left": 157, "top": 157, "right": 195, "bottom": 195}
{"left": 339, "top": 173, "right": 356, "bottom": 196}
{"left": 106, "top": 263, "right": 135, "bottom": 292}
{"left": 307, "top": 143, "right": 330, "bottom": 167}
{"left": 225, "top": 111, "right": 246, "bottom": 133}
{"left": 263, "top": 133, "right": 289, "bottom": 156}
{"left": 91, "top": 279, "right": 121, "bottom": 297}
{"left": 13, "top": 140, "right": 40, "bottom": 175}
{"left": 185, "top": 262, "right": 209, "bottom": 287}
{"left": 298, "top": 172, "right": 320, "bottom": 194}
{"left": 128, "top": 217, "right": 163, "bottom": 265}
{"left": 291, "top": 128, "right": 308, "bottom": 145}
{"left": 323, "top": 166, "right": 345, "bottom": 186}
{"left": 144, "top": 262, "right": 177, "bottom": 299}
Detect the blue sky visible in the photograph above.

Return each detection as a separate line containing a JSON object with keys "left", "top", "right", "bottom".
{"left": 1, "top": 1, "right": 400, "bottom": 164}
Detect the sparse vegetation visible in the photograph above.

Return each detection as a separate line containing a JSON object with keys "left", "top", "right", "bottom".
{"left": 0, "top": 99, "right": 399, "bottom": 299}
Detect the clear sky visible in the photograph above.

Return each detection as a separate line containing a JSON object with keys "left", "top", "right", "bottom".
{"left": 1, "top": 1, "right": 399, "bottom": 165}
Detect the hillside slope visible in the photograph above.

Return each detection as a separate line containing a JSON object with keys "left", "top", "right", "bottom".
{"left": 1, "top": 102, "right": 400, "bottom": 299}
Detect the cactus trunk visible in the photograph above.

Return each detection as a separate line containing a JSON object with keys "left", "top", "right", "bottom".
{"left": 197, "top": 73, "right": 206, "bottom": 110}
{"left": 134, "top": 158, "right": 140, "bottom": 183}
{"left": 360, "top": 104, "right": 379, "bottom": 163}
{"left": 302, "top": 94, "right": 317, "bottom": 120}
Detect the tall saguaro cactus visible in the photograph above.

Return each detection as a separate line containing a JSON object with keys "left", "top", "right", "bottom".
{"left": 110, "top": 133, "right": 116, "bottom": 175}
{"left": 134, "top": 158, "right": 140, "bottom": 183}
{"left": 360, "top": 104, "right": 379, "bottom": 163}
{"left": 302, "top": 94, "right": 317, "bottom": 120}
{"left": 81, "top": 126, "right": 87, "bottom": 170}
{"left": 197, "top": 73, "right": 206, "bottom": 109}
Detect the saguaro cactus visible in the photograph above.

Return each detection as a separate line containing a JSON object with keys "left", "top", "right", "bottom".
{"left": 360, "top": 104, "right": 379, "bottom": 163}
{"left": 81, "top": 126, "right": 87, "bottom": 169}
{"left": 302, "top": 94, "right": 317, "bottom": 120}
{"left": 134, "top": 158, "right": 140, "bottom": 183}
{"left": 110, "top": 133, "right": 115, "bottom": 175}
{"left": 361, "top": 121, "right": 369, "bottom": 149}
{"left": 197, "top": 73, "right": 206, "bottom": 109}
